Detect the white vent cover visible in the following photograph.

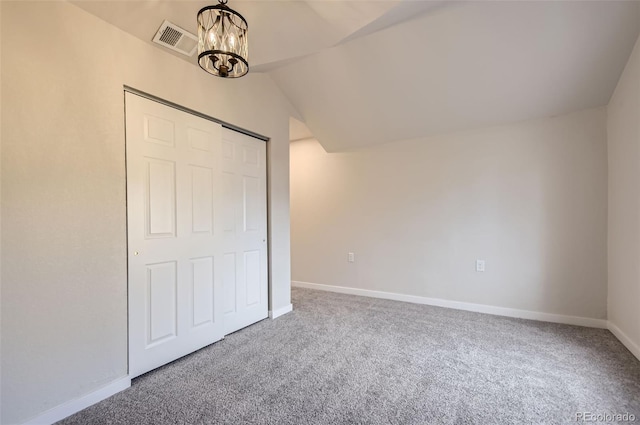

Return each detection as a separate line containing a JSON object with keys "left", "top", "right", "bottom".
{"left": 152, "top": 20, "right": 198, "bottom": 57}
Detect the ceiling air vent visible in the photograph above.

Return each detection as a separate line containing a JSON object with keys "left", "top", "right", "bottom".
{"left": 152, "top": 20, "right": 198, "bottom": 57}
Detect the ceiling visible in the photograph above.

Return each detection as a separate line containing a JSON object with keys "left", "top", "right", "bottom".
{"left": 71, "top": 0, "right": 440, "bottom": 71}
{"left": 290, "top": 117, "right": 314, "bottom": 142}
{"left": 73, "top": 0, "right": 640, "bottom": 152}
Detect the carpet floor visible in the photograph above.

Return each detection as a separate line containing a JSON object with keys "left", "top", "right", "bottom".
{"left": 59, "top": 288, "right": 640, "bottom": 424}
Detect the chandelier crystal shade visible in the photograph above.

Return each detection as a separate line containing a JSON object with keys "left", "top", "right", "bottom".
{"left": 197, "top": 0, "right": 248, "bottom": 78}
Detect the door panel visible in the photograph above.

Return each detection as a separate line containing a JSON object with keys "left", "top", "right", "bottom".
{"left": 220, "top": 128, "right": 268, "bottom": 335}
{"left": 146, "top": 261, "right": 177, "bottom": 346}
{"left": 221, "top": 172, "right": 236, "bottom": 233}
{"left": 243, "top": 176, "right": 261, "bottom": 232}
{"left": 244, "top": 250, "right": 261, "bottom": 306}
{"left": 127, "top": 93, "right": 224, "bottom": 378}
{"left": 145, "top": 115, "right": 175, "bottom": 146}
{"left": 190, "top": 166, "right": 214, "bottom": 234}
{"left": 190, "top": 256, "right": 215, "bottom": 328}
{"left": 146, "top": 158, "right": 176, "bottom": 238}
{"left": 188, "top": 127, "right": 213, "bottom": 152}
{"left": 223, "top": 253, "right": 237, "bottom": 315}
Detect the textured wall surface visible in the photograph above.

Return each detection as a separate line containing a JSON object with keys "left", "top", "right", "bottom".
{"left": 291, "top": 108, "right": 607, "bottom": 320}
{"left": 608, "top": 34, "right": 640, "bottom": 354}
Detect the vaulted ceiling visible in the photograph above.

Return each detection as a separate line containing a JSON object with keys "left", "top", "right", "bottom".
{"left": 73, "top": 1, "right": 640, "bottom": 151}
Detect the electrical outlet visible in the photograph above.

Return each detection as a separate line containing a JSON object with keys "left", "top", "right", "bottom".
{"left": 348, "top": 252, "right": 355, "bottom": 263}
{"left": 476, "top": 260, "right": 485, "bottom": 272}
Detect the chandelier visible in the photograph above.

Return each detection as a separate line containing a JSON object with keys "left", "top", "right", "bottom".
{"left": 197, "top": 0, "right": 249, "bottom": 78}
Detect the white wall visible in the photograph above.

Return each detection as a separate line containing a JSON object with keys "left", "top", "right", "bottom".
{"left": 0, "top": 2, "right": 3, "bottom": 421}
{"left": 607, "top": 34, "right": 640, "bottom": 356}
{"left": 1, "top": 2, "right": 291, "bottom": 423}
{"left": 291, "top": 108, "right": 607, "bottom": 320}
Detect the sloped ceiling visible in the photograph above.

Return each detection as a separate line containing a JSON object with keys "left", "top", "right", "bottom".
{"left": 72, "top": 1, "right": 640, "bottom": 152}
{"left": 272, "top": 1, "right": 640, "bottom": 151}
{"left": 290, "top": 117, "right": 314, "bottom": 142}
{"left": 71, "top": 0, "right": 428, "bottom": 70}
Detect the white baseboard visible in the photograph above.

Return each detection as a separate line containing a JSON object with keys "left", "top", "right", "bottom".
{"left": 23, "top": 375, "right": 131, "bottom": 425}
{"left": 269, "top": 303, "right": 293, "bottom": 319}
{"left": 292, "top": 281, "right": 608, "bottom": 329}
{"left": 608, "top": 321, "right": 640, "bottom": 361}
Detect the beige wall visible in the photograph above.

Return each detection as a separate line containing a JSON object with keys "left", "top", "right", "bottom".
{"left": 291, "top": 107, "right": 607, "bottom": 320}
{"left": 1, "top": 2, "right": 291, "bottom": 423}
{"left": 0, "top": 2, "right": 3, "bottom": 421}
{"left": 608, "top": 34, "right": 640, "bottom": 353}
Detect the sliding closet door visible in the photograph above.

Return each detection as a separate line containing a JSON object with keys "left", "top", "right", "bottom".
{"left": 126, "top": 93, "right": 225, "bottom": 377}
{"left": 220, "top": 128, "right": 268, "bottom": 335}
{"left": 126, "top": 93, "right": 269, "bottom": 377}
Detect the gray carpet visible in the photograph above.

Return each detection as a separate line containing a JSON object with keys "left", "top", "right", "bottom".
{"left": 59, "top": 288, "right": 640, "bottom": 424}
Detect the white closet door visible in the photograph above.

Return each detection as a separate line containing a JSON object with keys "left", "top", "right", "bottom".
{"left": 126, "top": 93, "right": 225, "bottom": 378}
{"left": 220, "top": 128, "right": 268, "bottom": 335}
